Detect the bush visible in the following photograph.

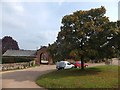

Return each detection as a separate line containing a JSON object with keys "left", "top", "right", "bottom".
{"left": 2, "top": 56, "right": 34, "bottom": 64}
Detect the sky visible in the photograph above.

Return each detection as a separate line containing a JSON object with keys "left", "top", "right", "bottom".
{"left": 1, "top": 0, "right": 119, "bottom": 50}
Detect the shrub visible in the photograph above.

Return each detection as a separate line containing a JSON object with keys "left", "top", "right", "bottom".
{"left": 2, "top": 56, "right": 34, "bottom": 64}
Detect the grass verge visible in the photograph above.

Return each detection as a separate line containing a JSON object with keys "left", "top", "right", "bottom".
{"left": 36, "top": 65, "right": 119, "bottom": 88}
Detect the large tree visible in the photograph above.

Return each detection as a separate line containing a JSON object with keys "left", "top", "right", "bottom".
{"left": 48, "top": 6, "right": 119, "bottom": 69}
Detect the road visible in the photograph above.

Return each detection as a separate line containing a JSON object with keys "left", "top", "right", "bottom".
{"left": 2, "top": 65, "right": 56, "bottom": 88}
{"left": 1, "top": 59, "right": 119, "bottom": 89}
{"left": 1, "top": 63, "right": 105, "bottom": 89}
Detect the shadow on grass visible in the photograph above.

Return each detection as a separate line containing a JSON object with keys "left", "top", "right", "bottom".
{"left": 41, "top": 67, "right": 102, "bottom": 79}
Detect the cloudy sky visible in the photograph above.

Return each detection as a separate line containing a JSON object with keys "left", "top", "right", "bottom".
{"left": 1, "top": 0, "right": 119, "bottom": 50}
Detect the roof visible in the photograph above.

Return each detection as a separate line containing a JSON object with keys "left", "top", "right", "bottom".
{"left": 3, "top": 50, "right": 37, "bottom": 57}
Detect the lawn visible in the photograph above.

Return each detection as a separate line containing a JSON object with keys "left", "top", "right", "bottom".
{"left": 36, "top": 65, "right": 119, "bottom": 88}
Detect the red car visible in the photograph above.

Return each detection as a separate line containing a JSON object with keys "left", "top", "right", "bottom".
{"left": 73, "top": 61, "right": 88, "bottom": 68}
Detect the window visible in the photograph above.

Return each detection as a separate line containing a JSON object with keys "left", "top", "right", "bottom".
{"left": 67, "top": 63, "right": 71, "bottom": 65}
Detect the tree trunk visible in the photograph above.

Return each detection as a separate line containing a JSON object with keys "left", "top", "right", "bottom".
{"left": 81, "top": 56, "right": 84, "bottom": 69}
{"left": 80, "top": 38, "right": 84, "bottom": 70}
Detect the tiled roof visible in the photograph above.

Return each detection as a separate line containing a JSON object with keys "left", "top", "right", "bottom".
{"left": 3, "top": 50, "right": 37, "bottom": 57}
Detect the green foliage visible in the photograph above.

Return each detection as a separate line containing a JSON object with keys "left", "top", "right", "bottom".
{"left": 69, "top": 49, "right": 81, "bottom": 60}
{"left": 2, "top": 36, "right": 19, "bottom": 54}
{"left": 48, "top": 6, "right": 120, "bottom": 67}
{"left": 2, "top": 56, "right": 34, "bottom": 64}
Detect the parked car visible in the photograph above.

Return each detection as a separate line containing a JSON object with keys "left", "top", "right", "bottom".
{"left": 56, "top": 61, "right": 74, "bottom": 70}
{"left": 73, "top": 61, "right": 88, "bottom": 68}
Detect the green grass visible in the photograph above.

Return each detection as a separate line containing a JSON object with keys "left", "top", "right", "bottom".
{"left": 36, "top": 65, "right": 119, "bottom": 88}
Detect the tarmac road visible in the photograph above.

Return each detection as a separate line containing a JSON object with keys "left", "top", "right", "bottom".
{"left": 2, "top": 65, "right": 56, "bottom": 88}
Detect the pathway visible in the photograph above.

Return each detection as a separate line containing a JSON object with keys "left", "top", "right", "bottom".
{"left": 2, "top": 65, "right": 56, "bottom": 88}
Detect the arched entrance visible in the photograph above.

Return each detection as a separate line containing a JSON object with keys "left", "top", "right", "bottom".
{"left": 36, "top": 46, "right": 53, "bottom": 65}
{"left": 40, "top": 52, "right": 48, "bottom": 64}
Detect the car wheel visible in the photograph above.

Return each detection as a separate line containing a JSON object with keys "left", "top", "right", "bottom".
{"left": 75, "top": 66, "right": 77, "bottom": 68}
{"left": 58, "top": 68, "right": 61, "bottom": 70}
{"left": 72, "top": 66, "right": 74, "bottom": 68}
{"left": 61, "top": 67, "right": 64, "bottom": 70}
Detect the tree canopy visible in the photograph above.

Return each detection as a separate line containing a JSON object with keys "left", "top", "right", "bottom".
{"left": 48, "top": 6, "right": 120, "bottom": 69}
{"left": 2, "top": 36, "right": 19, "bottom": 54}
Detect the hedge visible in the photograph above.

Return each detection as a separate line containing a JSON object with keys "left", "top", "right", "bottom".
{"left": 2, "top": 56, "right": 35, "bottom": 64}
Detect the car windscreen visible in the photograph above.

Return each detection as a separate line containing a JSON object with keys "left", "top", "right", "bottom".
{"left": 78, "top": 61, "right": 81, "bottom": 64}
{"left": 67, "top": 63, "right": 71, "bottom": 65}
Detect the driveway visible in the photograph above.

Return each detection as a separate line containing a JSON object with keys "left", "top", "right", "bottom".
{"left": 1, "top": 60, "right": 119, "bottom": 89}
{"left": 2, "top": 65, "right": 56, "bottom": 88}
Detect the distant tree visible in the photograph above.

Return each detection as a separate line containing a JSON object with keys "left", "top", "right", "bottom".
{"left": 2, "top": 36, "right": 19, "bottom": 54}
{"left": 116, "top": 20, "right": 120, "bottom": 58}
{"left": 48, "top": 42, "right": 62, "bottom": 63}
{"left": 0, "top": 39, "right": 2, "bottom": 52}
{"left": 0, "top": 39, "right": 2, "bottom": 63}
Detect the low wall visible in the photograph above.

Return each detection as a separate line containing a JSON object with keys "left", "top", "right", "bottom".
{"left": 1, "top": 61, "right": 35, "bottom": 71}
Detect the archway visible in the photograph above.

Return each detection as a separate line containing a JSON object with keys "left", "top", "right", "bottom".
{"left": 36, "top": 46, "right": 53, "bottom": 65}
{"left": 40, "top": 52, "right": 48, "bottom": 64}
